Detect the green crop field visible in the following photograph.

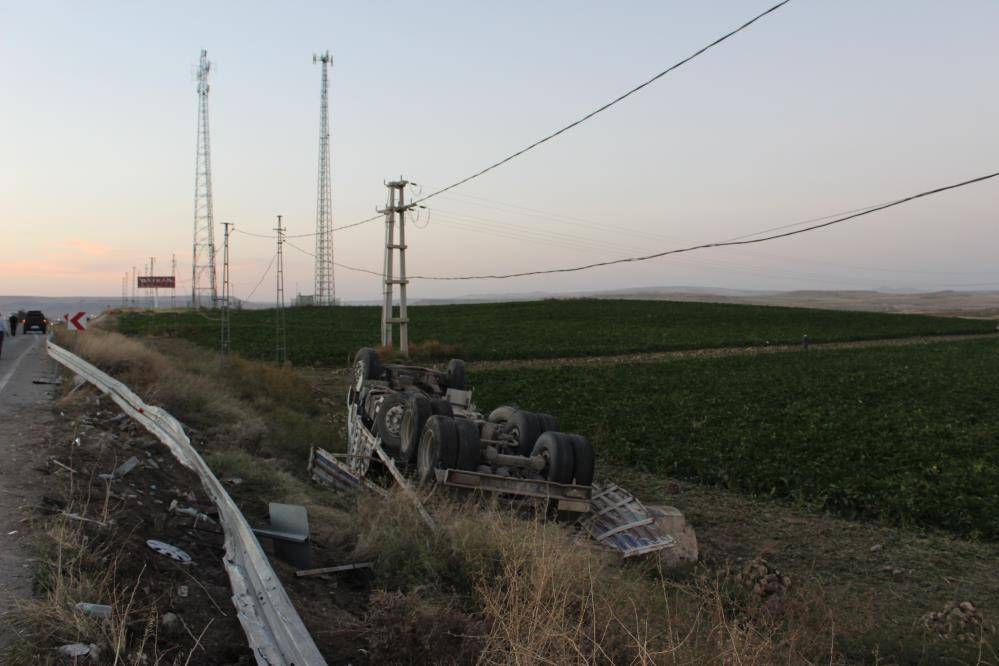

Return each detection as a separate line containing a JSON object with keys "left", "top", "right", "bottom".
{"left": 116, "top": 299, "right": 993, "bottom": 366}
{"left": 471, "top": 337, "right": 999, "bottom": 539}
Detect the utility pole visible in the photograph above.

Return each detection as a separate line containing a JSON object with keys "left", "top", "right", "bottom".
{"left": 220, "top": 222, "right": 233, "bottom": 367}
{"left": 312, "top": 51, "right": 335, "bottom": 306}
{"left": 378, "top": 178, "right": 411, "bottom": 357}
{"left": 150, "top": 256, "right": 157, "bottom": 309}
{"left": 171, "top": 253, "right": 177, "bottom": 309}
{"left": 131, "top": 265, "right": 136, "bottom": 306}
{"left": 121, "top": 274, "right": 126, "bottom": 308}
{"left": 274, "top": 215, "right": 288, "bottom": 364}
{"left": 192, "top": 49, "right": 218, "bottom": 308}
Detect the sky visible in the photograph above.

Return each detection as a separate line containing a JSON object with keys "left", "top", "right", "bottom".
{"left": 2, "top": 0, "right": 998, "bottom": 302}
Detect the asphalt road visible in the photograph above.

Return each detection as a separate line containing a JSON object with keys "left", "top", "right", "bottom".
{"left": 0, "top": 332, "right": 57, "bottom": 648}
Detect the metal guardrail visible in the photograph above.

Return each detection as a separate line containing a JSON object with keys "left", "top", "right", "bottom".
{"left": 46, "top": 339, "right": 326, "bottom": 666}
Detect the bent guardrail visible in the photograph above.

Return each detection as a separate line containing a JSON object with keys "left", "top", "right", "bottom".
{"left": 47, "top": 339, "right": 326, "bottom": 666}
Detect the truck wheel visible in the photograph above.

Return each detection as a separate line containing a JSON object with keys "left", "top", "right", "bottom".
{"left": 453, "top": 419, "right": 481, "bottom": 471}
{"left": 446, "top": 359, "right": 467, "bottom": 390}
{"left": 531, "top": 432, "right": 574, "bottom": 485}
{"left": 537, "top": 413, "right": 558, "bottom": 433}
{"left": 417, "top": 416, "right": 459, "bottom": 485}
{"left": 375, "top": 394, "right": 406, "bottom": 451}
{"left": 487, "top": 405, "right": 518, "bottom": 423}
{"left": 400, "top": 394, "right": 432, "bottom": 463}
{"left": 567, "top": 434, "right": 595, "bottom": 486}
{"left": 504, "top": 410, "right": 543, "bottom": 456}
{"left": 353, "top": 348, "right": 382, "bottom": 391}
{"left": 430, "top": 398, "right": 453, "bottom": 418}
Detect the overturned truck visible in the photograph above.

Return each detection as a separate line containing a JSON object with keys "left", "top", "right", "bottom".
{"left": 310, "top": 348, "right": 689, "bottom": 558}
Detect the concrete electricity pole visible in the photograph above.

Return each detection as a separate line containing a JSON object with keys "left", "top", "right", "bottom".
{"left": 378, "top": 179, "right": 412, "bottom": 357}
{"left": 220, "top": 222, "right": 233, "bottom": 367}
{"left": 274, "top": 215, "right": 288, "bottom": 364}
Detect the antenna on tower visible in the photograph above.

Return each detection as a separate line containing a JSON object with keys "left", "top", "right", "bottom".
{"left": 313, "top": 51, "right": 335, "bottom": 306}
{"left": 192, "top": 48, "right": 219, "bottom": 309}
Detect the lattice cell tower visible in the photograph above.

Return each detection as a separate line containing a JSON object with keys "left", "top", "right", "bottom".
{"left": 313, "top": 51, "right": 335, "bottom": 306}
{"left": 192, "top": 49, "right": 218, "bottom": 308}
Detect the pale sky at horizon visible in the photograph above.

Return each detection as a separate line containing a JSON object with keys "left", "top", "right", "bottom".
{"left": 3, "top": 1, "right": 998, "bottom": 302}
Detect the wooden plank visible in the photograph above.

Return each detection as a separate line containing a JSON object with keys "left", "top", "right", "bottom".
{"left": 372, "top": 439, "right": 437, "bottom": 531}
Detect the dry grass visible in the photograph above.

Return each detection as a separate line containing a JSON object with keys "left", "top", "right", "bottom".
{"left": 344, "top": 490, "right": 844, "bottom": 664}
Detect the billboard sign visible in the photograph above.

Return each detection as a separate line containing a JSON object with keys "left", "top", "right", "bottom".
{"left": 138, "top": 276, "right": 176, "bottom": 288}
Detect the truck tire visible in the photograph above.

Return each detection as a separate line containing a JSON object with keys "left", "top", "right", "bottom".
{"left": 567, "top": 434, "right": 595, "bottom": 486}
{"left": 487, "top": 405, "right": 518, "bottom": 423}
{"left": 504, "top": 410, "right": 543, "bottom": 456}
{"left": 353, "top": 347, "right": 382, "bottom": 390}
{"left": 400, "top": 394, "right": 432, "bottom": 463}
{"left": 537, "top": 413, "right": 559, "bottom": 433}
{"left": 446, "top": 358, "right": 467, "bottom": 390}
{"left": 531, "top": 432, "right": 574, "bottom": 485}
{"left": 453, "top": 419, "right": 482, "bottom": 471}
{"left": 375, "top": 394, "right": 407, "bottom": 451}
{"left": 430, "top": 398, "right": 454, "bottom": 418}
{"left": 417, "top": 416, "right": 459, "bottom": 485}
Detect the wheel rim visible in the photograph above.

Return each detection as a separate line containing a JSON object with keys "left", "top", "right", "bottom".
{"left": 385, "top": 404, "right": 405, "bottom": 437}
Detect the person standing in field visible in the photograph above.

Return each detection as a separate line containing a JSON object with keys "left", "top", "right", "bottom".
{"left": 0, "top": 313, "right": 7, "bottom": 358}
{"left": 8, "top": 313, "right": 17, "bottom": 336}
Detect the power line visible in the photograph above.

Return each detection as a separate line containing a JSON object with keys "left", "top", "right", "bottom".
{"left": 245, "top": 0, "right": 791, "bottom": 241}
{"left": 285, "top": 239, "right": 384, "bottom": 277}
{"left": 243, "top": 253, "right": 278, "bottom": 301}
{"left": 408, "top": 0, "right": 793, "bottom": 209}
{"left": 407, "top": 170, "right": 999, "bottom": 281}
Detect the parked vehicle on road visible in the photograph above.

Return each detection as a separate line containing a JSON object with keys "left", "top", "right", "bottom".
{"left": 22, "top": 310, "right": 48, "bottom": 334}
{"left": 343, "top": 347, "right": 595, "bottom": 513}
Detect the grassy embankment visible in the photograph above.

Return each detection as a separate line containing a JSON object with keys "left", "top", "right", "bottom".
{"left": 20, "top": 326, "right": 861, "bottom": 663}
{"left": 115, "top": 298, "right": 995, "bottom": 366}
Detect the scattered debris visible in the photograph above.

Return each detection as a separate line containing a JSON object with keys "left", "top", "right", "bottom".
{"left": 146, "top": 539, "right": 193, "bottom": 564}
{"left": 178, "top": 585, "right": 189, "bottom": 598}
{"left": 61, "top": 512, "right": 109, "bottom": 528}
{"left": 737, "top": 556, "right": 791, "bottom": 600}
{"left": 168, "top": 499, "right": 216, "bottom": 525}
{"left": 49, "top": 458, "right": 79, "bottom": 475}
{"left": 870, "top": 543, "right": 883, "bottom": 552}
{"left": 223, "top": 477, "right": 243, "bottom": 486}
{"left": 99, "top": 455, "right": 140, "bottom": 481}
{"left": 32, "top": 378, "right": 62, "bottom": 385}
{"left": 160, "top": 612, "right": 182, "bottom": 636}
{"left": 74, "top": 602, "right": 112, "bottom": 619}
{"left": 58, "top": 643, "right": 98, "bottom": 659}
{"left": 296, "top": 562, "right": 374, "bottom": 577}
{"left": 923, "top": 601, "right": 984, "bottom": 641}
{"left": 646, "top": 504, "right": 698, "bottom": 565}
{"left": 584, "top": 483, "right": 675, "bottom": 557}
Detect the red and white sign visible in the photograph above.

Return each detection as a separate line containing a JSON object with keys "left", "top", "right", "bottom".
{"left": 65, "top": 312, "right": 87, "bottom": 331}
{"left": 138, "top": 276, "right": 176, "bottom": 289}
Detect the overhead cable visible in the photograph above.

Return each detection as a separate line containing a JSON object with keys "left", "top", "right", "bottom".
{"left": 407, "top": 0, "right": 793, "bottom": 209}
{"left": 250, "top": 0, "right": 792, "bottom": 240}
{"left": 243, "top": 253, "right": 277, "bottom": 301}
{"left": 407, "top": 170, "right": 999, "bottom": 280}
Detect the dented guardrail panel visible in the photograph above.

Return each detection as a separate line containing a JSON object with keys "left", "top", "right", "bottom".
{"left": 47, "top": 340, "right": 326, "bottom": 666}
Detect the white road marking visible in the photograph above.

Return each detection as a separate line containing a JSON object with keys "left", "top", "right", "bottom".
{"left": 0, "top": 336, "right": 41, "bottom": 396}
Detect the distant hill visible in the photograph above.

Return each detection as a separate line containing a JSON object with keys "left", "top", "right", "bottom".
{"left": 5, "top": 288, "right": 999, "bottom": 319}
